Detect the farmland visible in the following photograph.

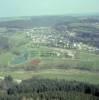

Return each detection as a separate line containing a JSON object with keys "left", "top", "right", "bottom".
{"left": 0, "top": 23, "right": 99, "bottom": 84}
{"left": 0, "top": 15, "right": 99, "bottom": 99}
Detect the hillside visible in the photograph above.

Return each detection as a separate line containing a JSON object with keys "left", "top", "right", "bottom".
{"left": 0, "top": 15, "right": 99, "bottom": 99}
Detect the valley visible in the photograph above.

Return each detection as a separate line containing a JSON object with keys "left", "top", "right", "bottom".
{"left": 0, "top": 15, "right": 99, "bottom": 85}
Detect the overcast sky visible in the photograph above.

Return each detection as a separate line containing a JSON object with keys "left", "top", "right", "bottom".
{"left": 0, "top": 0, "right": 99, "bottom": 17}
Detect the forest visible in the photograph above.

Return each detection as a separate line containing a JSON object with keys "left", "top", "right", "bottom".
{"left": 0, "top": 76, "right": 99, "bottom": 100}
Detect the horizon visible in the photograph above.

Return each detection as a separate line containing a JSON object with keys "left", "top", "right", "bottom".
{"left": 0, "top": 12, "right": 99, "bottom": 19}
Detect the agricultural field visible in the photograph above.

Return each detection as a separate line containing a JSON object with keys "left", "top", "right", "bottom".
{"left": 0, "top": 15, "right": 99, "bottom": 100}
{"left": 0, "top": 15, "right": 99, "bottom": 86}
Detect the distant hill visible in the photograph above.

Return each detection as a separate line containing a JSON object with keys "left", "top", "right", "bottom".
{"left": 0, "top": 16, "right": 78, "bottom": 29}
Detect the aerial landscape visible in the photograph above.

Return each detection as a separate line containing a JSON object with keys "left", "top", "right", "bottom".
{"left": 0, "top": 0, "right": 99, "bottom": 100}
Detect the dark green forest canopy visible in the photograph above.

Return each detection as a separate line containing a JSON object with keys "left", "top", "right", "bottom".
{"left": 0, "top": 36, "right": 9, "bottom": 49}
{"left": 0, "top": 77, "right": 99, "bottom": 100}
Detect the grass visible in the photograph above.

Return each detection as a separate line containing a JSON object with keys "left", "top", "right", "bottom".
{"left": 0, "top": 32, "right": 99, "bottom": 85}
{"left": 0, "top": 52, "right": 15, "bottom": 66}
{"left": 1, "top": 31, "right": 99, "bottom": 69}
{"left": 0, "top": 69, "right": 99, "bottom": 84}
{"left": 0, "top": 46, "right": 99, "bottom": 85}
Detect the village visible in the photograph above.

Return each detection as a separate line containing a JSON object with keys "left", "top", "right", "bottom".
{"left": 25, "top": 26, "right": 99, "bottom": 53}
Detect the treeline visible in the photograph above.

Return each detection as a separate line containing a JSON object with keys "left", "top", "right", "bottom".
{"left": 8, "top": 78, "right": 99, "bottom": 96}
{"left": 0, "top": 16, "right": 77, "bottom": 29}
{"left": 0, "top": 76, "right": 99, "bottom": 100}
{"left": 0, "top": 91, "right": 98, "bottom": 100}
{"left": 0, "top": 36, "right": 10, "bottom": 49}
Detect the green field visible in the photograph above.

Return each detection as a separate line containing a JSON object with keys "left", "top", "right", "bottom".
{"left": 0, "top": 69, "right": 99, "bottom": 84}
{"left": 0, "top": 32, "right": 99, "bottom": 85}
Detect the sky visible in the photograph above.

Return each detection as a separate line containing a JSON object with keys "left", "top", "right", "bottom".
{"left": 0, "top": 0, "right": 99, "bottom": 17}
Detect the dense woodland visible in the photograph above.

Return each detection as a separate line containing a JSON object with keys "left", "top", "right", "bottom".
{"left": 0, "top": 76, "right": 99, "bottom": 100}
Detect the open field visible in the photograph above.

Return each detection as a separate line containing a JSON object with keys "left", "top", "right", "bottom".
{"left": 0, "top": 35, "right": 99, "bottom": 85}
{"left": 0, "top": 16, "right": 99, "bottom": 87}
{"left": 0, "top": 69, "right": 99, "bottom": 84}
